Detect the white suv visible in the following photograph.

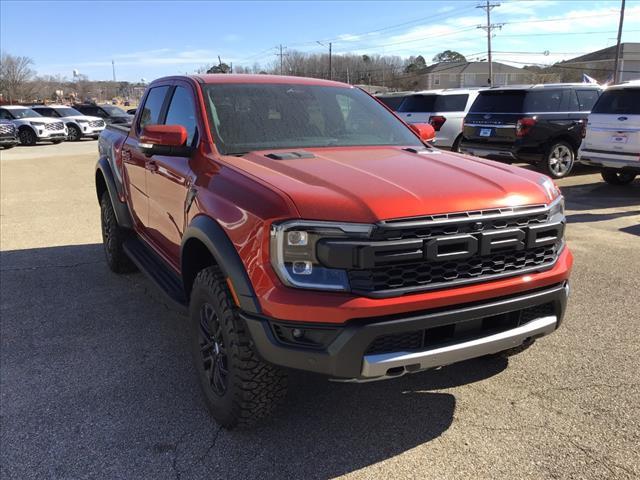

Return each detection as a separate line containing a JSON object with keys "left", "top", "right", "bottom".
{"left": 396, "top": 88, "right": 483, "bottom": 151}
{"left": 31, "top": 105, "right": 105, "bottom": 141}
{"left": 0, "top": 106, "right": 68, "bottom": 145}
{"left": 579, "top": 81, "right": 640, "bottom": 185}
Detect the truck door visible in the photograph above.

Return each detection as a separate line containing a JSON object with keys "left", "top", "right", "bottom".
{"left": 122, "top": 85, "right": 171, "bottom": 229}
{"left": 145, "top": 82, "right": 199, "bottom": 265}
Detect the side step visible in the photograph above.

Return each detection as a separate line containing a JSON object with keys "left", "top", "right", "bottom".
{"left": 123, "top": 236, "right": 188, "bottom": 312}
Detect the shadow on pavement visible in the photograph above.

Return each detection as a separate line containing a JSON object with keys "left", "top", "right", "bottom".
{"left": 560, "top": 181, "right": 640, "bottom": 211}
{"left": 566, "top": 210, "right": 640, "bottom": 224}
{"left": 1, "top": 244, "right": 507, "bottom": 480}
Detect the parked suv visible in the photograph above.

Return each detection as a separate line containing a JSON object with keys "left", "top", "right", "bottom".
{"left": 397, "top": 88, "right": 483, "bottom": 151}
{"left": 96, "top": 74, "right": 571, "bottom": 428}
{"left": 460, "top": 84, "right": 602, "bottom": 178}
{"left": 579, "top": 81, "right": 640, "bottom": 185}
{"left": 0, "top": 106, "right": 68, "bottom": 145}
{"left": 0, "top": 120, "right": 18, "bottom": 149}
{"left": 31, "top": 105, "right": 105, "bottom": 141}
{"left": 73, "top": 103, "right": 133, "bottom": 125}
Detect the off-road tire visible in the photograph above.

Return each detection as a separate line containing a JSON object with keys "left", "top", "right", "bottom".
{"left": 189, "top": 266, "right": 287, "bottom": 429}
{"left": 18, "top": 128, "right": 37, "bottom": 146}
{"left": 67, "top": 124, "right": 81, "bottom": 142}
{"left": 100, "top": 191, "right": 136, "bottom": 273}
{"left": 544, "top": 141, "right": 575, "bottom": 179}
{"left": 601, "top": 168, "right": 637, "bottom": 185}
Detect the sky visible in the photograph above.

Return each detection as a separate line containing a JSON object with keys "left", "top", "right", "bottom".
{"left": 1, "top": 0, "right": 639, "bottom": 82}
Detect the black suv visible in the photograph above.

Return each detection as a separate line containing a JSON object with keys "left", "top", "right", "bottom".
{"left": 72, "top": 104, "right": 133, "bottom": 125}
{"left": 460, "top": 84, "right": 602, "bottom": 178}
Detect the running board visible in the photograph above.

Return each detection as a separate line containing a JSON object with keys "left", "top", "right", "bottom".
{"left": 123, "top": 237, "right": 188, "bottom": 312}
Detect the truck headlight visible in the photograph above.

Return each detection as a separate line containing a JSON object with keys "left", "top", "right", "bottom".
{"left": 549, "top": 194, "right": 564, "bottom": 218}
{"left": 538, "top": 176, "right": 561, "bottom": 201}
{"left": 29, "top": 121, "right": 46, "bottom": 127}
{"left": 270, "top": 221, "right": 373, "bottom": 291}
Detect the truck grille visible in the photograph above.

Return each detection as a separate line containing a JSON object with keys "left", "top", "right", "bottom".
{"left": 349, "top": 245, "right": 558, "bottom": 294}
{"left": 88, "top": 120, "right": 105, "bottom": 128}
{"left": 365, "top": 302, "right": 555, "bottom": 355}
{"left": 45, "top": 122, "right": 64, "bottom": 131}
{"left": 320, "top": 203, "right": 565, "bottom": 297}
{"left": 0, "top": 124, "right": 15, "bottom": 135}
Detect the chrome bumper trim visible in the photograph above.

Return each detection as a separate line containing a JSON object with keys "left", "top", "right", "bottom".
{"left": 361, "top": 315, "right": 557, "bottom": 378}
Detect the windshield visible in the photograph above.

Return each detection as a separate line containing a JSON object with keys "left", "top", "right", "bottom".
{"left": 7, "top": 108, "right": 42, "bottom": 119}
{"left": 101, "top": 105, "right": 128, "bottom": 116}
{"left": 398, "top": 94, "right": 468, "bottom": 113}
{"left": 203, "top": 84, "right": 422, "bottom": 155}
{"left": 592, "top": 89, "right": 640, "bottom": 115}
{"left": 55, "top": 107, "right": 83, "bottom": 117}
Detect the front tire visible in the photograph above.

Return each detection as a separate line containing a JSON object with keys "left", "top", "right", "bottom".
{"left": 189, "top": 266, "right": 287, "bottom": 429}
{"left": 67, "top": 124, "right": 81, "bottom": 142}
{"left": 601, "top": 168, "right": 637, "bottom": 185}
{"left": 100, "top": 191, "right": 136, "bottom": 273}
{"left": 544, "top": 141, "right": 575, "bottom": 179}
{"left": 18, "top": 128, "right": 37, "bottom": 146}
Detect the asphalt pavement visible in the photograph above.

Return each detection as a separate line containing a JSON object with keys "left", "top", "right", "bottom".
{"left": 1, "top": 141, "right": 639, "bottom": 479}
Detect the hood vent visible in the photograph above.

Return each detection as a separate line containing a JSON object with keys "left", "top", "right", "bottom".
{"left": 265, "top": 151, "right": 315, "bottom": 160}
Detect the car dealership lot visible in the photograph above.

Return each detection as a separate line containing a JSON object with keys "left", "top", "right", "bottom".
{"left": 1, "top": 142, "right": 638, "bottom": 479}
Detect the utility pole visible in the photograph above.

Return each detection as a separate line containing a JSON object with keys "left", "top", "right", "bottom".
{"left": 613, "top": 0, "right": 626, "bottom": 84}
{"left": 316, "top": 41, "right": 333, "bottom": 80}
{"left": 276, "top": 44, "right": 288, "bottom": 75}
{"left": 112, "top": 60, "right": 116, "bottom": 82}
{"left": 477, "top": 1, "right": 503, "bottom": 86}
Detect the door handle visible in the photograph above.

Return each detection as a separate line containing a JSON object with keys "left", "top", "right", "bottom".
{"left": 146, "top": 160, "right": 158, "bottom": 172}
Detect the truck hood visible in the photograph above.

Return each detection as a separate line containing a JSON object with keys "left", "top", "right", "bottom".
{"left": 12, "top": 117, "right": 65, "bottom": 125}
{"left": 226, "top": 146, "right": 555, "bottom": 222}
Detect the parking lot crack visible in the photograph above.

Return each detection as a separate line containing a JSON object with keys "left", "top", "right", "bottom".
{"left": 1, "top": 260, "right": 103, "bottom": 272}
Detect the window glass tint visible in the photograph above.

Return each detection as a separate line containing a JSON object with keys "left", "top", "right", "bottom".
{"left": 591, "top": 89, "right": 640, "bottom": 115}
{"left": 435, "top": 94, "right": 468, "bottom": 111}
{"left": 0, "top": 109, "right": 11, "bottom": 120}
{"left": 203, "top": 84, "right": 422, "bottom": 155}
{"left": 164, "top": 86, "right": 198, "bottom": 145}
{"left": 561, "top": 90, "right": 579, "bottom": 112}
{"left": 34, "top": 108, "right": 56, "bottom": 117}
{"left": 376, "top": 96, "right": 405, "bottom": 111}
{"left": 523, "top": 90, "right": 562, "bottom": 112}
{"left": 138, "top": 86, "right": 169, "bottom": 130}
{"left": 398, "top": 95, "right": 436, "bottom": 112}
{"left": 576, "top": 90, "right": 600, "bottom": 111}
{"left": 469, "top": 91, "right": 526, "bottom": 113}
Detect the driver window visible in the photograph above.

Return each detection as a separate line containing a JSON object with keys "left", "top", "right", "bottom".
{"left": 164, "top": 86, "right": 198, "bottom": 145}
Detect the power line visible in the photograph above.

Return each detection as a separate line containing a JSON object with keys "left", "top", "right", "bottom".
{"left": 477, "top": 1, "right": 503, "bottom": 86}
{"left": 275, "top": 44, "right": 289, "bottom": 75}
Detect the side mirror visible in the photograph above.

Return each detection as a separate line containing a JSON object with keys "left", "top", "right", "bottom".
{"left": 139, "top": 124, "right": 191, "bottom": 157}
{"left": 409, "top": 123, "right": 436, "bottom": 142}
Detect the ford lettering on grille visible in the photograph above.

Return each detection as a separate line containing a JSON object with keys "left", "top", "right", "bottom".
{"left": 316, "top": 204, "right": 565, "bottom": 297}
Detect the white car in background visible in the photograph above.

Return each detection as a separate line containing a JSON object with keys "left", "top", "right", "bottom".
{"left": 0, "top": 106, "right": 68, "bottom": 145}
{"left": 579, "top": 81, "right": 640, "bottom": 185}
{"left": 31, "top": 105, "right": 105, "bottom": 141}
{"left": 395, "top": 88, "right": 484, "bottom": 151}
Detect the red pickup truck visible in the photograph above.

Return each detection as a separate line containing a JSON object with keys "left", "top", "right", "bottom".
{"left": 96, "top": 74, "right": 571, "bottom": 428}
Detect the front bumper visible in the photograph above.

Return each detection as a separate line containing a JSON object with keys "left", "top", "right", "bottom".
{"left": 35, "top": 129, "right": 67, "bottom": 140}
{"left": 243, "top": 282, "right": 569, "bottom": 381}
{"left": 77, "top": 124, "right": 105, "bottom": 138}
{"left": 0, "top": 136, "right": 18, "bottom": 145}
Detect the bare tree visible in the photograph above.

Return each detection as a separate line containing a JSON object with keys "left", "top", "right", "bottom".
{"left": 0, "top": 52, "right": 36, "bottom": 102}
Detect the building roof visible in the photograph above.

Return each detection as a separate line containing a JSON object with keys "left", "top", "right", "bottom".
{"left": 564, "top": 43, "right": 640, "bottom": 63}
{"left": 424, "top": 61, "right": 525, "bottom": 75}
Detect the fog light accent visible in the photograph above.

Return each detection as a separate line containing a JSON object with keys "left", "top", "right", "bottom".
{"left": 292, "top": 261, "right": 312, "bottom": 275}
